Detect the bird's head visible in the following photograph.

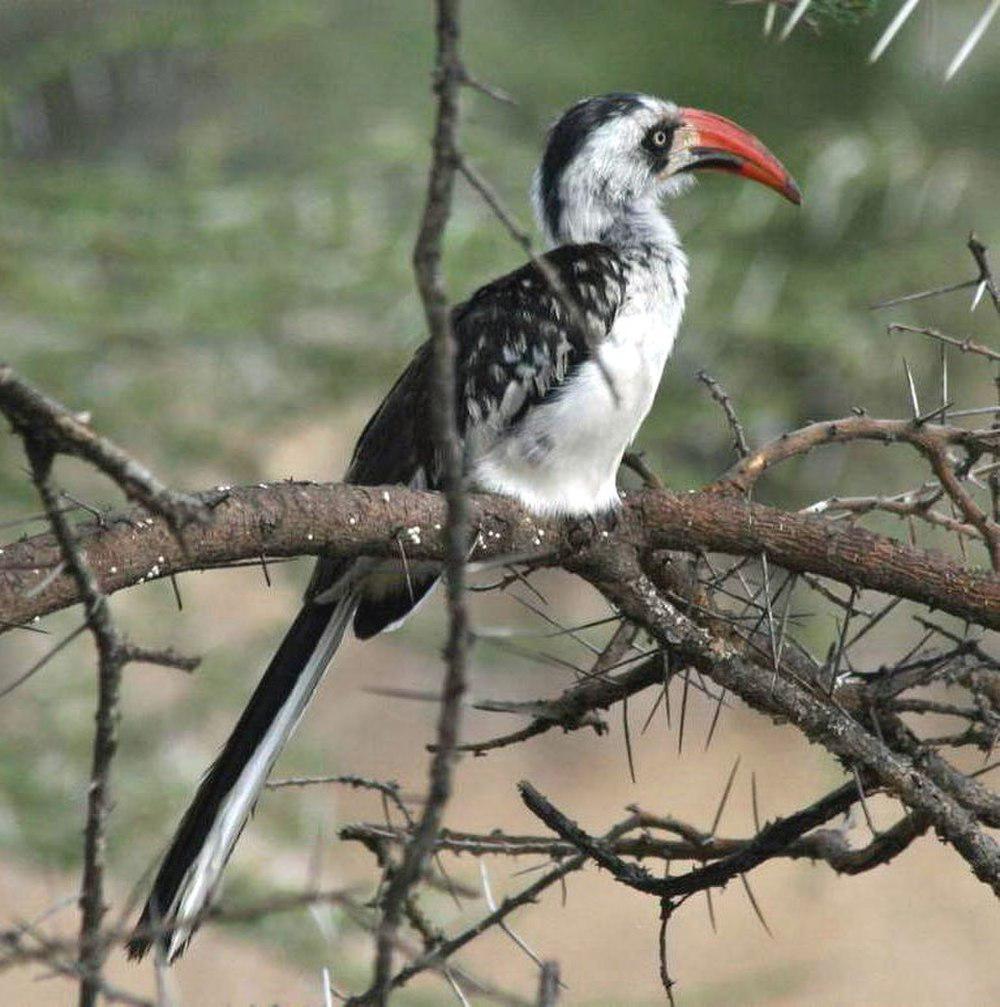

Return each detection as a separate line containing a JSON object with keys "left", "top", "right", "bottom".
{"left": 533, "top": 93, "right": 801, "bottom": 246}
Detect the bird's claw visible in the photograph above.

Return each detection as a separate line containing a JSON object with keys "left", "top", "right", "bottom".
{"left": 567, "top": 508, "right": 619, "bottom": 549}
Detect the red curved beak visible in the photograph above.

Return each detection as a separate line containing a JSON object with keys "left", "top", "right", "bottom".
{"left": 677, "top": 107, "right": 802, "bottom": 205}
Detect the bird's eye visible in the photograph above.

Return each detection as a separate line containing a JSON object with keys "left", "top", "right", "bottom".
{"left": 643, "top": 125, "right": 674, "bottom": 155}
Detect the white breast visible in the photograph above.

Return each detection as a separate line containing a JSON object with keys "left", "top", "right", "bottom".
{"left": 472, "top": 255, "right": 687, "bottom": 516}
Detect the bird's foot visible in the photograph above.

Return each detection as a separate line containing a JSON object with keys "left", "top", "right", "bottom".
{"left": 567, "top": 508, "right": 619, "bottom": 549}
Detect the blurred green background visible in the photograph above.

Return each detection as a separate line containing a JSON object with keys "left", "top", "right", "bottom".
{"left": 2, "top": 2, "right": 1000, "bottom": 1004}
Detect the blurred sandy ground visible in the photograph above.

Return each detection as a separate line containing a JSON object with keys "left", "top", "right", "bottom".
{"left": 2, "top": 410, "right": 998, "bottom": 1007}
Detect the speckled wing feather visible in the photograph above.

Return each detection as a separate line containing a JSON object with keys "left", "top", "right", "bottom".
{"left": 455, "top": 242, "right": 626, "bottom": 453}
{"left": 310, "top": 241, "right": 627, "bottom": 638}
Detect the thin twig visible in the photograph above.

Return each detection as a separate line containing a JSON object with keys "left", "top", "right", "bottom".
{"left": 697, "top": 370, "right": 751, "bottom": 458}
{"left": 0, "top": 366, "right": 204, "bottom": 527}
{"left": 24, "top": 441, "right": 126, "bottom": 1007}
{"left": 368, "top": 3, "right": 469, "bottom": 1001}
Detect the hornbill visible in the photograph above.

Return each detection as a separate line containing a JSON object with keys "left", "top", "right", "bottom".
{"left": 128, "top": 93, "right": 800, "bottom": 962}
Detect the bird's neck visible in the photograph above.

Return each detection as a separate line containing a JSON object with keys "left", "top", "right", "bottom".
{"left": 544, "top": 197, "right": 688, "bottom": 312}
{"left": 550, "top": 197, "right": 682, "bottom": 261}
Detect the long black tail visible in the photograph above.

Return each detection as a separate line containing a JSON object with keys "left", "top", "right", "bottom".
{"left": 127, "top": 593, "right": 357, "bottom": 962}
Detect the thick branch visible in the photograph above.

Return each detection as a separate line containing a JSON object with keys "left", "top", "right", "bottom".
{"left": 3, "top": 482, "right": 998, "bottom": 634}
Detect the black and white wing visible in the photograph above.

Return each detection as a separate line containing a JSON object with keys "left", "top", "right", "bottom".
{"left": 454, "top": 242, "right": 626, "bottom": 451}
{"left": 310, "top": 241, "right": 627, "bottom": 638}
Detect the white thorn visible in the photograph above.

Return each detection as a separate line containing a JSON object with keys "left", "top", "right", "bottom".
{"left": 443, "top": 969, "right": 471, "bottom": 1007}
{"left": 972, "top": 279, "right": 988, "bottom": 312}
{"left": 869, "top": 0, "right": 922, "bottom": 63}
{"left": 779, "top": 0, "right": 813, "bottom": 41}
{"left": 946, "top": 0, "right": 1000, "bottom": 80}
{"left": 321, "top": 967, "right": 334, "bottom": 1007}
{"left": 763, "top": 2, "right": 778, "bottom": 36}
{"left": 903, "top": 357, "right": 921, "bottom": 419}
{"left": 478, "top": 861, "right": 546, "bottom": 970}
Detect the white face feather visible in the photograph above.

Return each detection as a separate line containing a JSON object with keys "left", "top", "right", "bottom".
{"left": 532, "top": 95, "right": 690, "bottom": 246}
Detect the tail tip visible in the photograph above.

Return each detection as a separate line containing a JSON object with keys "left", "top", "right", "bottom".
{"left": 127, "top": 899, "right": 183, "bottom": 964}
{"left": 125, "top": 935, "right": 151, "bottom": 962}
{"left": 126, "top": 928, "right": 187, "bottom": 965}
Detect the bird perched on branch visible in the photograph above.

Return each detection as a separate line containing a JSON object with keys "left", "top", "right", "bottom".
{"left": 129, "top": 93, "right": 799, "bottom": 962}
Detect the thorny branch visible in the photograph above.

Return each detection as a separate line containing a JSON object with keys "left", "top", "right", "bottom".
{"left": 14, "top": 438, "right": 198, "bottom": 1006}
{"left": 341, "top": 804, "right": 930, "bottom": 879}
{"left": 0, "top": 365, "right": 205, "bottom": 528}
{"left": 3, "top": 472, "right": 999, "bottom": 632}
{"left": 367, "top": 2, "right": 469, "bottom": 1004}
{"left": 24, "top": 441, "right": 126, "bottom": 1007}
{"left": 715, "top": 413, "right": 1000, "bottom": 568}
{"left": 586, "top": 553, "right": 1000, "bottom": 895}
{"left": 5, "top": 279, "right": 1000, "bottom": 992}
{"left": 697, "top": 369, "right": 751, "bottom": 458}
{"left": 1, "top": 9, "right": 998, "bottom": 1003}
{"left": 514, "top": 777, "right": 914, "bottom": 898}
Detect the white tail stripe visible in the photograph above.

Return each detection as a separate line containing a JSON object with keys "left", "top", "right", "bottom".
{"left": 165, "top": 596, "right": 358, "bottom": 960}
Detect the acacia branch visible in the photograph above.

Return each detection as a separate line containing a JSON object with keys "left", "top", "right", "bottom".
{"left": 341, "top": 810, "right": 929, "bottom": 877}
{"left": 445, "top": 650, "right": 663, "bottom": 755}
{"left": 714, "top": 414, "right": 1000, "bottom": 567}
{"left": 717, "top": 414, "right": 1000, "bottom": 494}
{"left": 516, "top": 778, "right": 911, "bottom": 899}
{"left": 3, "top": 479, "right": 998, "bottom": 634}
{"left": 1, "top": 10, "right": 996, "bottom": 997}
{"left": 369, "top": 1, "right": 468, "bottom": 1001}
{"left": 967, "top": 231, "right": 1000, "bottom": 314}
{"left": 889, "top": 324, "right": 1000, "bottom": 364}
{"left": 375, "top": 815, "right": 641, "bottom": 998}
{"left": 0, "top": 365, "right": 204, "bottom": 527}
{"left": 22, "top": 441, "right": 126, "bottom": 1007}
{"left": 697, "top": 369, "right": 751, "bottom": 458}
{"left": 577, "top": 546, "right": 1000, "bottom": 896}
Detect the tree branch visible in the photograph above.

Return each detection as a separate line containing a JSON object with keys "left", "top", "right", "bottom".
{"left": 341, "top": 808, "right": 930, "bottom": 878}
{"left": 578, "top": 546, "right": 1000, "bottom": 896}
{"left": 369, "top": 1, "right": 468, "bottom": 1001}
{"left": 0, "top": 365, "right": 204, "bottom": 527}
{"left": 3, "top": 480, "right": 997, "bottom": 634}
{"left": 22, "top": 440, "right": 126, "bottom": 1007}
